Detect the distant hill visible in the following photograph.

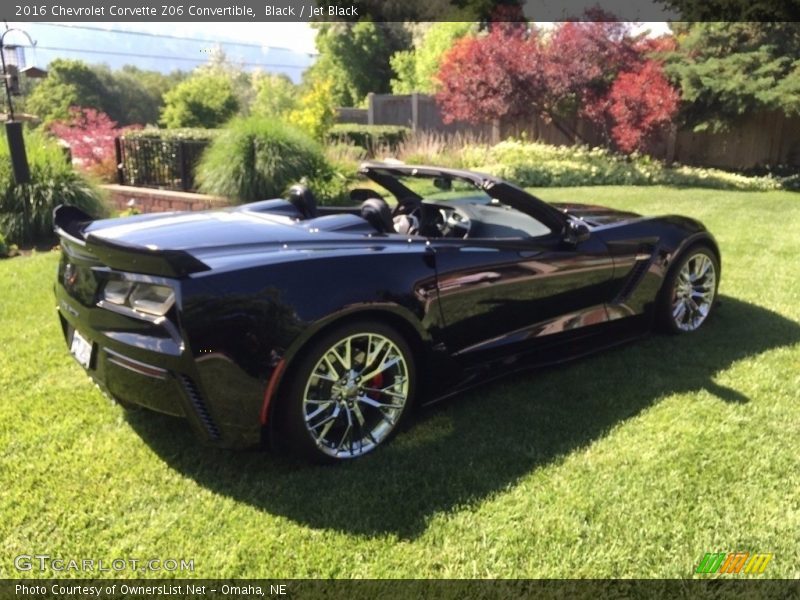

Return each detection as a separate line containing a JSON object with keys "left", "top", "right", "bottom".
{"left": 16, "top": 23, "right": 314, "bottom": 81}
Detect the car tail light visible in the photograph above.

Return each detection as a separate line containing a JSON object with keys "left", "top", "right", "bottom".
{"left": 102, "top": 280, "right": 134, "bottom": 305}
{"left": 129, "top": 284, "right": 175, "bottom": 316}
{"left": 102, "top": 281, "right": 175, "bottom": 316}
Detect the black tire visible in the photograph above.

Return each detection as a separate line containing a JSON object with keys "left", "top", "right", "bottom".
{"left": 657, "top": 244, "right": 720, "bottom": 334}
{"left": 279, "top": 319, "right": 416, "bottom": 463}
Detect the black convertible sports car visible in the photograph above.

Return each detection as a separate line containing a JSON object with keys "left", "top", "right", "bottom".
{"left": 54, "top": 162, "right": 720, "bottom": 461}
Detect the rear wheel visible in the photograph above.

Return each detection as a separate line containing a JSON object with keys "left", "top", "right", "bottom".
{"left": 658, "top": 245, "right": 719, "bottom": 333}
{"left": 280, "top": 320, "right": 416, "bottom": 462}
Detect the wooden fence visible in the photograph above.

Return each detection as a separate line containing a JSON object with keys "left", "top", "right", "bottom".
{"left": 339, "top": 94, "right": 800, "bottom": 170}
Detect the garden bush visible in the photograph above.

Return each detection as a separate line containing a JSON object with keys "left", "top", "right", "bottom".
{"left": 461, "top": 140, "right": 784, "bottom": 191}
{"left": 0, "top": 130, "right": 108, "bottom": 244}
{"left": 327, "top": 124, "right": 410, "bottom": 155}
{"left": 196, "top": 117, "right": 342, "bottom": 204}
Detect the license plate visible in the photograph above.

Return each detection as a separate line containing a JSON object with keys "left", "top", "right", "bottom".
{"left": 70, "top": 329, "right": 93, "bottom": 369}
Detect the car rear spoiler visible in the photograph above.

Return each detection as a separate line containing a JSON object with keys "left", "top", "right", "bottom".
{"left": 53, "top": 204, "right": 210, "bottom": 277}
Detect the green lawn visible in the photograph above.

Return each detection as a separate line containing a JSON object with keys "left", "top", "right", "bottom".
{"left": 1, "top": 186, "right": 798, "bottom": 579}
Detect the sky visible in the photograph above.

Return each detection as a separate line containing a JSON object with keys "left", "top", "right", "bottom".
{"left": 89, "top": 22, "right": 320, "bottom": 55}
{"left": 8, "top": 20, "right": 670, "bottom": 82}
{"left": 8, "top": 22, "right": 319, "bottom": 82}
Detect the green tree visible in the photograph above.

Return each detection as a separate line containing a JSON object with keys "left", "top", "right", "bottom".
{"left": 23, "top": 59, "right": 184, "bottom": 126}
{"left": 107, "top": 66, "right": 185, "bottom": 125}
{"left": 198, "top": 46, "right": 254, "bottom": 115}
{"left": 665, "top": 22, "right": 800, "bottom": 131}
{"left": 288, "top": 78, "right": 336, "bottom": 140}
{"left": 306, "top": 21, "right": 410, "bottom": 106}
{"left": 391, "top": 22, "right": 475, "bottom": 94}
{"left": 25, "top": 59, "right": 107, "bottom": 123}
{"left": 657, "top": 0, "right": 799, "bottom": 21}
{"left": 160, "top": 70, "right": 240, "bottom": 128}
{"left": 251, "top": 73, "right": 297, "bottom": 118}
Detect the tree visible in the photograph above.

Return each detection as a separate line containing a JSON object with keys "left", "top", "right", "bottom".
{"left": 306, "top": 21, "right": 410, "bottom": 106}
{"left": 251, "top": 73, "right": 297, "bottom": 118}
{"left": 198, "top": 46, "right": 255, "bottom": 115}
{"left": 391, "top": 22, "right": 475, "bottom": 94}
{"left": 436, "top": 18, "right": 681, "bottom": 153}
{"left": 542, "top": 19, "right": 641, "bottom": 121}
{"left": 26, "top": 59, "right": 108, "bottom": 123}
{"left": 436, "top": 24, "right": 546, "bottom": 125}
{"left": 656, "top": 0, "right": 800, "bottom": 21}
{"left": 24, "top": 59, "right": 183, "bottom": 126}
{"left": 665, "top": 22, "right": 800, "bottom": 131}
{"left": 288, "top": 79, "right": 336, "bottom": 140}
{"left": 103, "top": 66, "right": 185, "bottom": 126}
{"left": 49, "top": 107, "right": 141, "bottom": 180}
{"left": 160, "top": 71, "right": 240, "bottom": 128}
{"left": 607, "top": 61, "right": 680, "bottom": 152}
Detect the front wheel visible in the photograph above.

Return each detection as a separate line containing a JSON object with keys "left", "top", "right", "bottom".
{"left": 658, "top": 245, "right": 719, "bottom": 333}
{"left": 280, "top": 320, "right": 416, "bottom": 462}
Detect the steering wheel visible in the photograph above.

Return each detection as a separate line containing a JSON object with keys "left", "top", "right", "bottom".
{"left": 393, "top": 196, "right": 422, "bottom": 218}
{"left": 392, "top": 197, "right": 423, "bottom": 235}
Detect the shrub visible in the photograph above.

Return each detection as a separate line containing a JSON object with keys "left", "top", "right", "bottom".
{"left": 461, "top": 140, "right": 784, "bottom": 191}
{"left": 196, "top": 117, "right": 333, "bottom": 203}
{"left": 328, "top": 124, "right": 410, "bottom": 155}
{"left": 49, "top": 107, "right": 142, "bottom": 183}
{"left": 0, "top": 129, "right": 108, "bottom": 244}
{"left": 160, "top": 71, "right": 239, "bottom": 129}
{"left": 287, "top": 79, "right": 337, "bottom": 141}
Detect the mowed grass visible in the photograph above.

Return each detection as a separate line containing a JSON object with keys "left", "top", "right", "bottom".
{"left": 1, "top": 186, "right": 798, "bottom": 579}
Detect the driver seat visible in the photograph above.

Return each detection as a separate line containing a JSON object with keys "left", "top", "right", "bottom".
{"left": 287, "top": 184, "right": 318, "bottom": 220}
{"left": 360, "top": 198, "right": 394, "bottom": 234}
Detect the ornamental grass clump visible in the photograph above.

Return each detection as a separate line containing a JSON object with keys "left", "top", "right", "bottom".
{"left": 0, "top": 129, "right": 107, "bottom": 244}
{"left": 196, "top": 117, "right": 334, "bottom": 203}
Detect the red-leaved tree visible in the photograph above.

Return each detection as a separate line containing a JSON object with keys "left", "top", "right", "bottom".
{"left": 49, "top": 107, "right": 141, "bottom": 181}
{"left": 435, "top": 16, "right": 681, "bottom": 154}
{"left": 436, "top": 25, "right": 546, "bottom": 125}
{"left": 607, "top": 60, "right": 680, "bottom": 153}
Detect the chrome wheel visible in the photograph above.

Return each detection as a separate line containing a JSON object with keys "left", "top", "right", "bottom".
{"left": 301, "top": 332, "right": 410, "bottom": 459}
{"left": 671, "top": 251, "right": 717, "bottom": 332}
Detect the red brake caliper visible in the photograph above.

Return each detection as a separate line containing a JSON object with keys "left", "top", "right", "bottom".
{"left": 368, "top": 372, "right": 384, "bottom": 398}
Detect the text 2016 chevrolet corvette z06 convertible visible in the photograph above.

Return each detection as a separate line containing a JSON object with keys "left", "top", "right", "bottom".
{"left": 54, "top": 163, "right": 720, "bottom": 462}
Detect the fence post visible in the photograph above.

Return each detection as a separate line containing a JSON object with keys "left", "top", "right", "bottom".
{"left": 177, "top": 141, "right": 189, "bottom": 192}
{"left": 114, "top": 137, "right": 124, "bottom": 185}
{"left": 666, "top": 124, "right": 677, "bottom": 165}
{"left": 367, "top": 93, "right": 375, "bottom": 126}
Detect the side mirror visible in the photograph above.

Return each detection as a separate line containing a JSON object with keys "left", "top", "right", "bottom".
{"left": 566, "top": 220, "right": 591, "bottom": 244}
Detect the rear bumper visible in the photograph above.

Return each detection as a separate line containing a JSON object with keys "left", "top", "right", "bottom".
{"left": 55, "top": 284, "right": 262, "bottom": 448}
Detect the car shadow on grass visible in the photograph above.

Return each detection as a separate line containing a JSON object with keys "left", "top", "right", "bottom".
{"left": 126, "top": 295, "right": 800, "bottom": 539}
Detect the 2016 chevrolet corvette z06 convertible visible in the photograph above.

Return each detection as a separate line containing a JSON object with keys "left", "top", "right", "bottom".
{"left": 54, "top": 163, "right": 720, "bottom": 462}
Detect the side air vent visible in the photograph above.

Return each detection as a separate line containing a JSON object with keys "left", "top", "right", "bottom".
{"left": 613, "top": 258, "right": 652, "bottom": 304}
{"left": 178, "top": 375, "right": 220, "bottom": 440}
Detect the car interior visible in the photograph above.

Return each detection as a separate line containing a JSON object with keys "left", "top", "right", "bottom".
{"left": 256, "top": 176, "right": 552, "bottom": 241}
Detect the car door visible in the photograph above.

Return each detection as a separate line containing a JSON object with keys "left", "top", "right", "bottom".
{"left": 429, "top": 231, "right": 615, "bottom": 363}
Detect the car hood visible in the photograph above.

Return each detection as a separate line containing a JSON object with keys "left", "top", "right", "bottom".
{"left": 550, "top": 202, "right": 641, "bottom": 225}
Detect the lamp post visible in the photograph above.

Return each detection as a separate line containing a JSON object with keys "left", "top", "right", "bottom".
{"left": 1, "top": 23, "right": 47, "bottom": 242}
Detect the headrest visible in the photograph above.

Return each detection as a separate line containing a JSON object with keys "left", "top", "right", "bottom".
{"left": 360, "top": 198, "right": 394, "bottom": 234}
{"left": 287, "top": 184, "right": 318, "bottom": 220}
